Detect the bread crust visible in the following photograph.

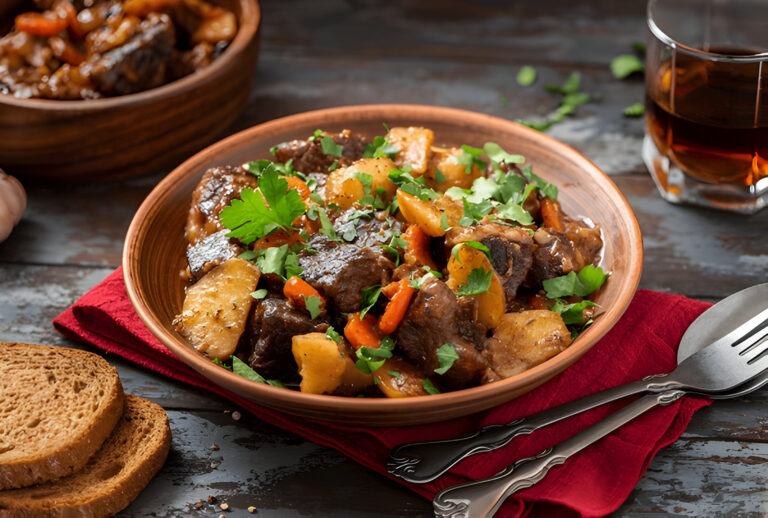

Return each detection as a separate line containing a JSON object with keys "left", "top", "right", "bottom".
{"left": 0, "top": 343, "right": 125, "bottom": 489}
{"left": 0, "top": 395, "right": 171, "bottom": 518}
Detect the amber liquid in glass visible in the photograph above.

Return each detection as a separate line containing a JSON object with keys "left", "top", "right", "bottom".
{"left": 646, "top": 46, "right": 768, "bottom": 187}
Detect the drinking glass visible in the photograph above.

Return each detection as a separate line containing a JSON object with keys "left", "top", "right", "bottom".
{"left": 644, "top": 0, "right": 768, "bottom": 213}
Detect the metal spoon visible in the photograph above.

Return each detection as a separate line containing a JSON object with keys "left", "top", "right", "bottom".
{"left": 388, "top": 283, "right": 768, "bottom": 484}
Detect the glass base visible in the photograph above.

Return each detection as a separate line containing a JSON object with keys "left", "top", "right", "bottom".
{"left": 642, "top": 135, "right": 768, "bottom": 214}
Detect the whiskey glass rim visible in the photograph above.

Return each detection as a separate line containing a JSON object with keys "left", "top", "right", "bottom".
{"left": 647, "top": 0, "right": 768, "bottom": 63}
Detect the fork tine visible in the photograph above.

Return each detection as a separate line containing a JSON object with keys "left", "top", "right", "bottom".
{"left": 744, "top": 333, "right": 768, "bottom": 365}
{"left": 711, "top": 306, "right": 768, "bottom": 350}
{"left": 739, "top": 325, "right": 768, "bottom": 356}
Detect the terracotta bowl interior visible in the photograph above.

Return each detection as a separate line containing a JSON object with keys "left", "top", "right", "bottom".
{"left": 0, "top": 0, "right": 260, "bottom": 181}
{"left": 124, "top": 105, "right": 643, "bottom": 426}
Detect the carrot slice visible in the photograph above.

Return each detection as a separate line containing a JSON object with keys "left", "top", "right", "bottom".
{"left": 15, "top": 12, "right": 68, "bottom": 37}
{"left": 402, "top": 224, "right": 437, "bottom": 270}
{"left": 378, "top": 279, "right": 416, "bottom": 334}
{"left": 380, "top": 280, "right": 400, "bottom": 299}
{"left": 540, "top": 198, "right": 565, "bottom": 232}
{"left": 252, "top": 230, "right": 303, "bottom": 251}
{"left": 344, "top": 313, "right": 381, "bottom": 350}
{"left": 284, "top": 176, "right": 311, "bottom": 201}
{"left": 283, "top": 276, "right": 325, "bottom": 310}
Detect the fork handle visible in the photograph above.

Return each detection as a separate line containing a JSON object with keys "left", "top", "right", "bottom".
{"left": 388, "top": 377, "right": 671, "bottom": 483}
{"left": 432, "top": 391, "right": 685, "bottom": 518}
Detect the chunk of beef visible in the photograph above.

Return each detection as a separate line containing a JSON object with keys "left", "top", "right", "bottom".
{"left": 272, "top": 130, "right": 368, "bottom": 174}
{"left": 525, "top": 222, "right": 603, "bottom": 287}
{"left": 185, "top": 165, "right": 257, "bottom": 245}
{"left": 186, "top": 229, "right": 243, "bottom": 281}
{"left": 299, "top": 236, "right": 394, "bottom": 313}
{"left": 247, "top": 298, "right": 327, "bottom": 378}
{"left": 84, "top": 13, "right": 175, "bottom": 96}
{"left": 333, "top": 208, "right": 404, "bottom": 249}
{"left": 396, "top": 277, "right": 493, "bottom": 390}
{"left": 564, "top": 225, "right": 603, "bottom": 270}
{"left": 445, "top": 223, "right": 534, "bottom": 309}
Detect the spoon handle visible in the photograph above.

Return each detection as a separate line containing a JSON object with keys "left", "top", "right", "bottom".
{"left": 432, "top": 390, "right": 686, "bottom": 518}
{"left": 388, "top": 377, "right": 659, "bottom": 483}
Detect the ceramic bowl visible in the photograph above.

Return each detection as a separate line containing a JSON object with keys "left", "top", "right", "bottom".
{"left": 123, "top": 104, "right": 643, "bottom": 426}
{"left": 0, "top": 0, "right": 260, "bottom": 181}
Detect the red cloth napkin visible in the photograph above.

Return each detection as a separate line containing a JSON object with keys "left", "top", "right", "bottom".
{"left": 53, "top": 268, "right": 712, "bottom": 518}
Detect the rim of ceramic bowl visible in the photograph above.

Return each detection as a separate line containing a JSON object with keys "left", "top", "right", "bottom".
{"left": 123, "top": 104, "right": 644, "bottom": 417}
{"left": 0, "top": 0, "right": 261, "bottom": 110}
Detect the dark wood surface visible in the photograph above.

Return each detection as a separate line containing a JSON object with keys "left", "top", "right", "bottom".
{"left": 1, "top": 0, "right": 766, "bottom": 515}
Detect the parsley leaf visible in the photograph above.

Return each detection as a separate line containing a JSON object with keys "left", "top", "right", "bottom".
{"left": 326, "top": 326, "right": 341, "bottom": 343}
{"left": 254, "top": 244, "right": 303, "bottom": 280}
{"left": 251, "top": 289, "right": 268, "bottom": 300}
{"left": 303, "top": 295, "right": 323, "bottom": 319}
{"left": 623, "top": 103, "right": 645, "bottom": 117}
{"left": 517, "top": 65, "right": 537, "bottom": 86}
{"left": 545, "top": 72, "right": 581, "bottom": 94}
{"left": 434, "top": 167, "right": 447, "bottom": 183}
{"left": 495, "top": 198, "right": 534, "bottom": 226}
{"left": 244, "top": 159, "right": 294, "bottom": 179}
{"left": 521, "top": 164, "right": 558, "bottom": 200}
{"left": 434, "top": 343, "right": 459, "bottom": 375}
{"left": 483, "top": 142, "right": 525, "bottom": 167}
{"left": 360, "top": 285, "right": 383, "bottom": 318}
{"left": 457, "top": 268, "right": 493, "bottom": 296}
{"left": 543, "top": 265, "right": 608, "bottom": 298}
{"left": 550, "top": 299, "right": 597, "bottom": 325}
{"left": 329, "top": 160, "right": 339, "bottom": 172}
{"left": 220, "top": 170, "right": 307, "bottom": 245}
{"left": 611, "top": 55, "right": 645, "bottom": 79}
{"left": 457, "top": 145, "right": 487, "bottom": 174}
{"left": 355, "top": 337, "right": 395, "bottom": 374}
{"left": 321, "top": 135, "right": 343, "bottom": 157}
{"left": 212, "top": 357, "right": 232, "bottom": 370}
{"left": 232, "top": 356, "right": 286, "bottom": 388}
{"left": 422, "top": 378, "right": 440, "bottom": 395}
{"left": 388, "top": 168, "right": 439, "bottom": 201}
{"left": 363, "top": 135, "right": 399, "bottom": 159}
{"left": 387, "top": 370, "right": 402, "bottom": 378}
{"left": 451, "top": 241, "right": 491, "bottom": 263}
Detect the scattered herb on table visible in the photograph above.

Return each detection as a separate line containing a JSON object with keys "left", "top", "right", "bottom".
{"left": 517, "top": 65, "right": 537, "bottom": 86}
{"left": 611, "top": 54, "right": 645, "bottom": 79}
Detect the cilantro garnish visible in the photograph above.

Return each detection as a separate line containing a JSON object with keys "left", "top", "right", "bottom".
{"left": 545, "top": 72, "right": 581, "bottom": 94}
{"left": 325, "top": 326, "right": 341, "bottom": 343}
{"left": 307, "top": 205, "right": 341, "bottom": 242}
{"left": 355, "top": 336, "right": 395, "bottom": 374}
{"left": 483, "top": 142, "right": 525, "bottom": 168}
{"left": 245, "top": 159, "right": 294, "bottom": 179}
{"left": 458, "top": 197, "right": 494, "bottom": 226}
{"left": 623, "top": 103, "right": 644, "bottom": 117}
{"left": 329, "top": 160, "right": 339, "bottom": 172}
{"left": 239, "top": 250, "right": 258, "bottom": 261}
{"left": 303, "top": 295, "right": 323, "bottom": 319}
{"left": 517, "top": 65, "right": 537, "bottom": 86}
{"left": 422, "top": 378, "right": 440, "bottom": 395}
{"left": 451, "top": 241, "right": 491, "bottom": 263}
{"left": 517, "top": 73, "right": 590, "bottom": 132}
{"left": 457, "top": 268, "right": 493, "bottom": 297}
{"left": 543, "top": 265, "right": 608, "bottom": 298}
{"left": 457, "top": 145, "right": 487, "bottom": 174}
{"left": 434, "top": 343, "right": 459, "bottom": 375}
{"left": 434, "top": 168, "right": 447, "bottom": 183}
{"left": 232, "top": 356, "right": 286, "bottom": 388}
{"left": 360, "top": 285, "right": 383, "bottom": 318}
{"left": 519, "top": 164, "right": 558, "bottom": 200}
{"left": 254, "top": 244, "right": 303, "bottom": 280}
{"left": 251, "top": 289, "right": 268, "bottom": 300}
{"left": 220, "top": 170, "right": 307, "bottom": 245}
{"left": 611, "top": 55, "right": 645, "bottom": 79}
{"left": 321, "top": 135, "right": 343, "bottom": 157}
{"left": 387, "top": 370, "right": 402, "bottom": 378}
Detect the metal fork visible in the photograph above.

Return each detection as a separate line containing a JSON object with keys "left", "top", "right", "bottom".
{"left": 389, "top": 306, "right": 768, "bottom": 484}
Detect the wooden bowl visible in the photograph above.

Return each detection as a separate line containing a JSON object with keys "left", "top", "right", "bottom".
{"left": 123, "top": 105, "right": 643, "bottom": 426}
{"left": 0, "top": 0, "right": 260, "bottom": 181}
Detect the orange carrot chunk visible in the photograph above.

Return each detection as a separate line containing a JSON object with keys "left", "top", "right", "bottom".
{"left": 344, "top": 313, "right": 381, "bottom": 350}
{"left": 378, "top": 279, "right": 416, "bottom": 334}
{"left": 402, "top": 224, "right": 438, "bottom": 270}
{"left": 15, "top": 12, "right": 68, "bottom": 37}
{"left": 540, "top": 198, "right": 565, "bottom": 232}
{"left": 284, "top": 176, "right": 311, "bottom": 201}
{"left": 283, "top": 276, "right": 325, "bottom": 310}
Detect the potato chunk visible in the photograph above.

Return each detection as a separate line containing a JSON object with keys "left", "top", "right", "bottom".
{"left": 387, "top": 127, "right": 435, "bottom": 175}
{"left": 425, "top": 146, "right": 484, "bottom": 191}
{"left": 396, "top": 190, "right": 463, "bottom": 237}
{"left": 325, "top": 157, "right": 397, "bottom": 209}
{"left": 486, "top": 310, "right": 572, "bottom": 378}
{"left": 446, "top": 245, "right": 506, "bottom": 328}
{"left": 374, "top": 357, "right": 428, "bottom": 398}
{"left": 292, "top": 333, "right": 372, "bottom": 395}
{"left": 175, "top": 258, "right": 261, "bottom": 360}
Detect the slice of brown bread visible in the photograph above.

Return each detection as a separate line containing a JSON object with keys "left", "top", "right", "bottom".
{"left": 0, "top": 394, "right": 171, "bottom": 517}
{"left": 0, "top": 343, "right": 124, "bottom": 489}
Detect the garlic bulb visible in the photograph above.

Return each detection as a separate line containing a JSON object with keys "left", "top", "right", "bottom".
{"left": 0, "top": 170, "right": 26, "bottom": 243}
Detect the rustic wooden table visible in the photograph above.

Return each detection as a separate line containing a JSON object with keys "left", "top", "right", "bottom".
{"left": 1, "top": 0, "right": 766, "bottom": 516}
